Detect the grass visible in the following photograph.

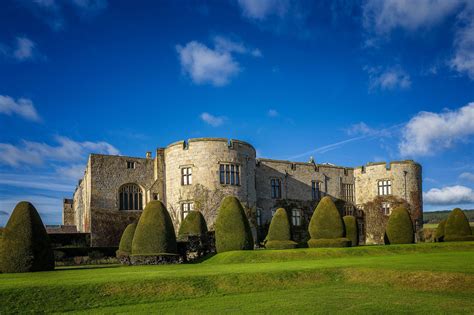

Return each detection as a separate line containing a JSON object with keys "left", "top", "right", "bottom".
{"left": 1, "top": 242, "right": 473, "bottom": 314}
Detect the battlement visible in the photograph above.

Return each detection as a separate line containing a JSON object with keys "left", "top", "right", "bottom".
{"left": 355, "top": 160, "right": 421, "bottom": 173}
{"left": 166, "top": 137, "right": 256, "bottom": 153}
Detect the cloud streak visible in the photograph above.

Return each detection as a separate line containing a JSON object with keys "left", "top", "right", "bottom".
{"left": 399, "top": 102, "right": 474, "bottom": 156}
{"left": 364, "top": 66, "right": 411, "bottom": 91}
{"left": 200, "top": 112, "right": 226, "bottom": 127}
{"left": 0, "top": 95, "right": 41, "bottom": 121}
{"left": 423, "top": 185, "right": 474, "bottom": 205}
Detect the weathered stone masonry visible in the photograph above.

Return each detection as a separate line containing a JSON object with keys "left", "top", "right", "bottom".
{"left": 64, "top": 137, "right": 423, "bottom": 247}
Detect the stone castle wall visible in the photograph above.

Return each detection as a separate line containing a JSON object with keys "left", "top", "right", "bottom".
{"left": 64, "top": 137, "right": 423, "bottom": 247}
{"left": 164, "top": 138, "right": 257, "bottom": 228}
{"left": 62, "top": 199, "right": 74, "bottom": 226}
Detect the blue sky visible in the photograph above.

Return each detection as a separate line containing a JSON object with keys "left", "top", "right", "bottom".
{"left": 1, "top": 0, "right": 474, "bottom": 225}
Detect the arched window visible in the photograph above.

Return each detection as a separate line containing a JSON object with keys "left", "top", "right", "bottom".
{"left": 119, "top": 183, "right": 143, "bottom": 210}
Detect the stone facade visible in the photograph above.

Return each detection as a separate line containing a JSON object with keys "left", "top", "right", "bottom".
{"left": 64, "top": 137, "right": 423, "bottom": 247}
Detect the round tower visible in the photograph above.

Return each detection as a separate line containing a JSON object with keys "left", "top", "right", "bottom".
{"left": 164, "top": 138, "right": 257, "bottom": 228}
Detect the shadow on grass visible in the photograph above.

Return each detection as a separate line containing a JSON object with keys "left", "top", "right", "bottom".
{"left": 55, "top": 264, "right": 123, "bottom": 271}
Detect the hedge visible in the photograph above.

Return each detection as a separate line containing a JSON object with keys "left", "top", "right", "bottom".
{"left": 435, "top": 219, "right": 446, "bottom": 242}
{"left": 0, "top": 201, "right": 54, "bottom": 273}
{"left": 308, "top": 196, "right": 345, "bottom": 239}
{"left": 385, "top": 207, "right": 414, "bottom": 244}
{"left": 117, "top": 222, "right": 137, "bottom": 257}
{"left": 178, "top": 211, "right": 208, "bottom": 239}
{"left": 307, "top": 238, "right": 351, "bottom": 248}
{"left": 265, "top": 208, "right": 297, "bottom": 249}
{"left": 131, "top": 201, "right": 177, "bottom": 256}
{"left": 343, "top": 215, "right": 358, "bottom": 246}
{"left": 215, "top": 196, "right": 253, "bottom": 253}
{"left": 444, "top": 208, "right": 472, "bottom": 242}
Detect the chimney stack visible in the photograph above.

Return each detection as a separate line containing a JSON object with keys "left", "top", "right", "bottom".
{"left": 146, "top": 151, "right": 152, "bottom": 159}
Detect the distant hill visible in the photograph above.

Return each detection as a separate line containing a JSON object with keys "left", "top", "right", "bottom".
{"left": 424, "top": 209, "right": 474, "bottom": 224}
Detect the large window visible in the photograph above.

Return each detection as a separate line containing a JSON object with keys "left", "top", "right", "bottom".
{"left": 378, "top": 180, "right": 392, "bottom": 196}
{"left": 312, "top": 180, "right": 321, "bottom": 200}
{"left": 271, "top": 178, "right": 281, "bottom": 199}
{"left": 342, "top": 183, "right": 354, "bottom": 202}
{"left": 292, "top": 209, "right": 302, "bottom": 226}
{"left": 181, "top": 202, "right": 194, "bottom": 220}
{"left": 119, "top": 183, "right": 143, "bottom": 210}
{"left": 219, "top": 163, "right": 240, "bottom": 185}
{"left": 181, "top": 167, "right": 192, "bottom": 185}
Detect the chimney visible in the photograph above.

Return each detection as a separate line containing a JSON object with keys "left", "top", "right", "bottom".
{"left": 146, "top": 151, "right": 152, "bottom": 159}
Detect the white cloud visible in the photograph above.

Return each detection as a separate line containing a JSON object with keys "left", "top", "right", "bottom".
{"left": 200, "top": 112, "right": 225, "bottom": 127}
{"left": 460, "top": 172, "right": 474, "bottom": 182}
{"left": 364, "top": 66, "right": 411, "bottom": 91}
{"left": 362, "top": 0, "right": 463, "bottom": 35}
{"left": 450, "top": 5, "right": 474, "bottom": 79}
{"left": 176, "top": 36, "right": 261, "bottom": 86}
{"left": 55, "top": 164, "right": 85, "bottom": 180}
{"left": 0, "top": 136, "right": 119, "bottom": 167}
{"left": 0, "top": 172, "right": 75, "bottom": 192}
{"left": 0, "top": 95, "right": 41, "bottom": 121}
{"left": 346, "top": 122, "right": 374, "bottom": 136}
{"left": 237, "top": 0, "right": 290, "bottom": 20}
{"left": 267, "top": 109, "right": 279, "bottom": 117}
{"left": 423, "top": 185, "right": 474, "bottom": 205}
{"left": 399, "top": 102, "right": 474, "bottom": 156}
{"left": 13, "top": 37, "right": 36, "bottom": 61}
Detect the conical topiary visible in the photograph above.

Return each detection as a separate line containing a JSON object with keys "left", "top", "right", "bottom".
{"left": 178, "top": 211, "right": 208, "bottom": 239}
{"left": 0, "top": 201, "right": 54, "bottom": 273}
{"left": 343, "top": 215, "right": 358, "bottom": 246}
{"left": 131, "top": 201, "right": 177, "bottom": 255}
{"left": 117, "top": 222, "right": 137, "bottom": 257}
{"left": 435, "top": 219, "right": 446, "bottom": 242}
{"left": 265, "top": 208, "right": 297, "bottom": 249}
{"left": 444, "top": 208, "right": 474, "bottom": 242}
{"left": 385, "top": 207, "right": 414, "bottom": 244}
{"left": 307, "top": 197, "right": 351, "bottom": 247}
{"left": 215, "top": 196, "right": 253, "bottom": 253}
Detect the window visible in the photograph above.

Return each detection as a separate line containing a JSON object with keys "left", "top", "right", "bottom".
{"left": 381, "top": 202, "right": 391, "bottom": 215}
{"left": 127, "top": 161, "right": 136, "bottom": 169}
{"left": 256, "top": 208, "right": 262, "bottom": 226}
{"left": 119, "top": 183, "right": 142, "bottom": 210}
{"left": 342, "top": 183, "right": 354, "bottom": 202}
{"left": 378, "top": 180, "right": 392, "bottom": 196}
{"left": 181, "top": 167, "right": 192, "bottom": 185}
{"left": 219, "top": 163, "right": 240, "bottom": 185}
{"left": 152, "top": 193, "right": 159, "bottom": 200}
{"left": 181, "top": 202, "right": 194, "bottom": 220}
{"left": 292, "top": 209, "right": 302, "bottom": 226}
{"left": 312, "top": 181, "right": 321, "bottom": 200}
{"left": 271, "top": 178, "right": 281, "bottom": 199}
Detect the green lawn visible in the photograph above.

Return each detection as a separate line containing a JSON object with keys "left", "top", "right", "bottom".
{"left": 424, "top": 222, "right": 474, "bottom": 229}
{"left": 1, "top": 242, "right": 473, "bottom": 314}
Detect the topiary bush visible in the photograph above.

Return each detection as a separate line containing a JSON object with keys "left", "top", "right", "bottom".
{"left": 307, "top": 196, "right": 349, "bottom": 248}
{"left": 435, "top": 219, "right": 446, "bottom": 242}
{"left": 116, "top": 222, "right": 137, "bottom": 258}
{"left": 444, "top": 208, "right": 472, "bottom": 242}
{"left": 215, "top": 196, "right": 254, "bottom": 253}
{"left": 0, "top": 201, "right": 54, "bottom": 273}
{"left": 343, "top": 215, "right": 358, "bottom": 246}
{"left": 178, "top": 211, "right": 208, "bottom": 240}
{"left": 265, "top": 208, "right": 297, "bottom": 250}
{"left": 131, "top": 201, "right": 177, "bottom": 256}
{"left": 385, "top": 207, "right": 414, "bottom": 244}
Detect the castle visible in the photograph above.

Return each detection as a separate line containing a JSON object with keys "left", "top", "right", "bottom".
{"left": 62, "top": 138, "right": 423, "bottom": 247}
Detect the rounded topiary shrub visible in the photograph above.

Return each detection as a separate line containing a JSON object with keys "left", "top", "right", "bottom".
{"left": 309, "top": 197, "right": 345, "bottom": 239}
{"left": 435, "top": 219, "right": 446, "bottom": 242}
{"left": 385, "top": 207, "right": 414, "bottom": 245}
{"left": 265, "top": 208, "right": 297, "bottom": 250}
{"left": 117, "top": 222, "right": 137, "bottom": 257}
{"left": 0, "top": 201, "right": 54, "bottom": 273}
{"left": 178, "top": 211, "right": 208, "bottom": 239}
{"left": 307, "top": 196, "right": 349, "bottom": 248}
{"left": 131, "top": 200, "right": 177, "bottom": 256}
{"left": 343, "top": 215, "right": 358, "bottom": 246}
{"left": 215, "top": 196, "right": 253, "bottom": 253}
{"left": 444, "top": 208, "right": 472, "bottom": 242}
